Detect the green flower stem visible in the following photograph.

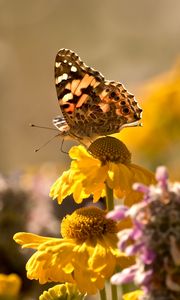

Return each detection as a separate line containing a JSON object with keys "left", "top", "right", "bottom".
{"left": 111, "top": 283, "right": 118, "bottom": 300}
{"left": 105, "top": 184, "right": 117, "bottom": 299}
{"left": 105, "top": 182, "right": 114, "bottom": 211}
{"left": 99, "top": 287, "right": 107, "bottom": 300}
{"left": 122, "top": 282, "right": 136, "bottom": 294}
{"left": 105, "top": 183, "right": 118, "bottom": 300}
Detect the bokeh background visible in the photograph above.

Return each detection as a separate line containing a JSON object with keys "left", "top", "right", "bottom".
{"left": 0, "top": 0, "right": 180, "bottom": 299}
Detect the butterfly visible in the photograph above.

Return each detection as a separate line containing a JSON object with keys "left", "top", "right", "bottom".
{"left": 53, "top": 48, "right": 142, "bottom": 146}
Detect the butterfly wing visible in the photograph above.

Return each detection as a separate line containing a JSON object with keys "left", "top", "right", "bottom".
{"left": 54, "top": 48, "right": 142, "bottom": 139}
{"left": 54, "top": 48, "right": 104, "bottom": 127}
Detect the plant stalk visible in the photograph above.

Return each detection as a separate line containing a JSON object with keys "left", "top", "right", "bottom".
{"left": 105, "top": 182, "right": 114, "bottom": 211}
{"left": 111, "top": 283, "right": 118, "bottom": 300}
{"left": 99, "top": 287, "right": 107, "bottom": 300}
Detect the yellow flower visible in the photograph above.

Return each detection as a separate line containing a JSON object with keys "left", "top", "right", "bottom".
{"left": 0, "top": 273, "right": 21, "bottom": 297}
{"left": 123, "top": 290, "right": 144, "bottom": 300}
{"left": 39, "top": 283, "right": 84, "bottom": 300}
{"left": 50, "top": 137, "right": 155, "bottom": 206}
{"left": 13, "top": 206, "right": 131, "bottom": 295}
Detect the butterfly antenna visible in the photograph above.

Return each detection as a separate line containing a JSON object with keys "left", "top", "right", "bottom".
{"left": 29, "top": 123, "right": 59, "bottom": 131}
{"left": 34, "top": 134, "right": 60, "bottom": 152}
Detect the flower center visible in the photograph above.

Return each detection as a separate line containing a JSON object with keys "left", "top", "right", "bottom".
{"left": 88, "top": 136, "right": 131, "bottom": 164}
{"left": 61, "top": 206, "right": 117, "bottom": 241}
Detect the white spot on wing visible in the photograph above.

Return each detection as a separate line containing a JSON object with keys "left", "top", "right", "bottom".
{"left": 55, "top": 73, "right": 68, "bottom": 84}
{"left": 71, "top": 66, "right": 77, "bottom": 72}
{"left": 55, "top": 62, "right": 61, "bottom": 68}
{"left": 68, "top": 62, "right": 72, "bottom": 66}
{"left": 61, "top": 92, "right": 73, "bottom": 104}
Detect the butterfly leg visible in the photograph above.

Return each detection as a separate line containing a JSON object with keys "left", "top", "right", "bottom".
{"left": 60, "top": 138, "right": 68, "bottom": 154}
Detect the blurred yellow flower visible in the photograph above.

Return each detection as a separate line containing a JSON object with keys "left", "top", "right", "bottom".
{"left": 14, "top": 206, "right": 131, "bottom": 295}
{"left": 50, "top": 137, "right": 155, "bottom": 206}
{"left": 39, "top": 283, "right": 84, "bottom": 300}
{"left": 123, "top": 290, "right": 144, "bottom": 300}
{"left": 0, "top": 273, "right": 21, "bottom": 297}
{"left": 118, "top": 61, "right": 180, "bottom": 178}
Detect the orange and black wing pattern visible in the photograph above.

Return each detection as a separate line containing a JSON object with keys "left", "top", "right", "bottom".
{"left": 54, "top": 48, "right": 142, "bottom": 138}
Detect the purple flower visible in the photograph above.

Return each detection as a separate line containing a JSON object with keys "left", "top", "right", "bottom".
{"left": 117, "top": 229, "right": 132, "bottom": 251}
{"left": 111, "top": 265, "right": 137, "bottom": 285}
{"left": 135, "top": 268, "right": 153, "bottom": 286}
{"left": 125, "top": 242, "right": 144, "bottom": 256}
{"left": 155, "top": 166, "right": 168, "bottom": 190}
{"left": 110, "top": 166, "right": 180, "bottom": 299}
{"left": 106, "top": 205, "right": 128, "bottom": 221}
{"left": 131, "top": 220, "right": 144, "bottom": 239}
{"left": 139, "top": 247, "right": 156, "bottom": 265}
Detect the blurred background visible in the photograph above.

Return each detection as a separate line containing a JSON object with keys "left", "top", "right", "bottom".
{"left": 0, "top": 0, "right": 180, "bottom": 299}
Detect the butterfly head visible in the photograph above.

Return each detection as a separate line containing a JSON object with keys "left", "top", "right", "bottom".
{"left": 52, "top": 116, "right": 71, "bottom": 138}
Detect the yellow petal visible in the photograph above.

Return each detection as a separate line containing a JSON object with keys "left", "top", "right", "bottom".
{"left": 108, "top": 163, "right": 134, "bottom": 190}
{"left": 13, "top": 232, "right": 54, "bottom": 249}
{"left": 69, "top": 145, "right": 92, "bottom": 160}
{"left": 73, "top": 181, "right": 90, "bottom": 203}
{"left": 39, "top": 283, "right": 84, "bottom": 300}
{"left": 123, "top": 290, "right": 144, "bottom": 300}
{"left": 130, "top": 163, "right": 155, "bottom": 184}
{"left": 49, "top": 170, "right": 73, "bottom": 203}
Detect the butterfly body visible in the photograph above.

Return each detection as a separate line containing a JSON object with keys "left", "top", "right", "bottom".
{"left": 54, "top": 48, "right": 142, "bottom": 146}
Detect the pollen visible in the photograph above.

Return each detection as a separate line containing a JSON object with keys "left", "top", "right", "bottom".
{"left": 88, "top": 136, "right": 131, "bottom": 164}
{"left": 61, "top": 206, "right": 117, "bottom": 241}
